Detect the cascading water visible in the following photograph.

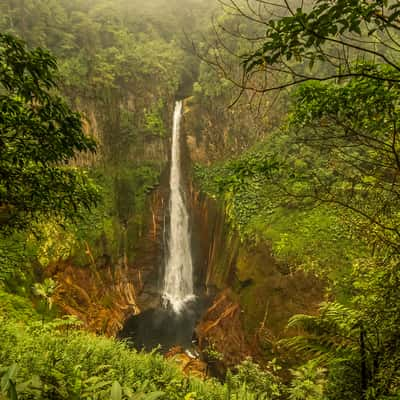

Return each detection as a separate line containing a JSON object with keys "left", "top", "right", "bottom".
{"left": 162, "top": 100, "right": 194, "bottom": 313}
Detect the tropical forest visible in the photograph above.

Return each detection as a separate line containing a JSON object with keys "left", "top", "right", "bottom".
{"left": 0, "top": 0, "right": 399, "bottom": 399}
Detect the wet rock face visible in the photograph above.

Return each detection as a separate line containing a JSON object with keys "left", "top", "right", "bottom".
{"left": 165, "top": 346, "right": 207, "bottom": 378}
{"left": 196, "top": 289, "right": 253, "bottom": 372}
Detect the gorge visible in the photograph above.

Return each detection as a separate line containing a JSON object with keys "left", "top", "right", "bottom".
{"left": 117, "top": 99, "right": 324, "bottom": 367}
{"left": 1, "top": 0, "right": 398, "bottom": 398}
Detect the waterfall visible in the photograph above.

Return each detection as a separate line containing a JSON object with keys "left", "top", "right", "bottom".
{"left": 162, "top": 100, "right": 194, "bottom": 313}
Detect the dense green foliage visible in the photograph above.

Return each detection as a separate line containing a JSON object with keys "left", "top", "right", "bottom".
{"left": 0, "top": 298, "right": 280, "bottom": 400}
{"left": 0, "top": 33, "right": 98, "bottom": 231}
{"left": 0, "top": 317, "right": 258, "bottom": 400}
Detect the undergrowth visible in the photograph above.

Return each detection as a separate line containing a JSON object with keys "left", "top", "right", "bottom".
{"left": 0, "top": 313, "right": 267, "bottom": 400}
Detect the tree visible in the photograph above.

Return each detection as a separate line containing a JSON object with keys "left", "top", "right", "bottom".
{"left": 0, "top": 33, "right": 98, "bottom": 232}
{"left": 242, "top": 65, "right": 399, "bottom": 265}
{"left": 213, "top": 0, "right": 400, "bottom": 91}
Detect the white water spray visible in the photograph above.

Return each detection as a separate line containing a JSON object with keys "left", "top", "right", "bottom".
{"left": 162, "top": 100, "right": 194, "bottom": 313}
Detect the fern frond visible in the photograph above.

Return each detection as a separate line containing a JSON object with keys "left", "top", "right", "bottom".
{"left": 288, "top": 302, "right": 360, "bottom": 340}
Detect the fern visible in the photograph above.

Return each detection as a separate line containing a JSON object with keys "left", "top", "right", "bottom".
{"left": 283, "top": 302, "right": 361, "bottom": 356}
